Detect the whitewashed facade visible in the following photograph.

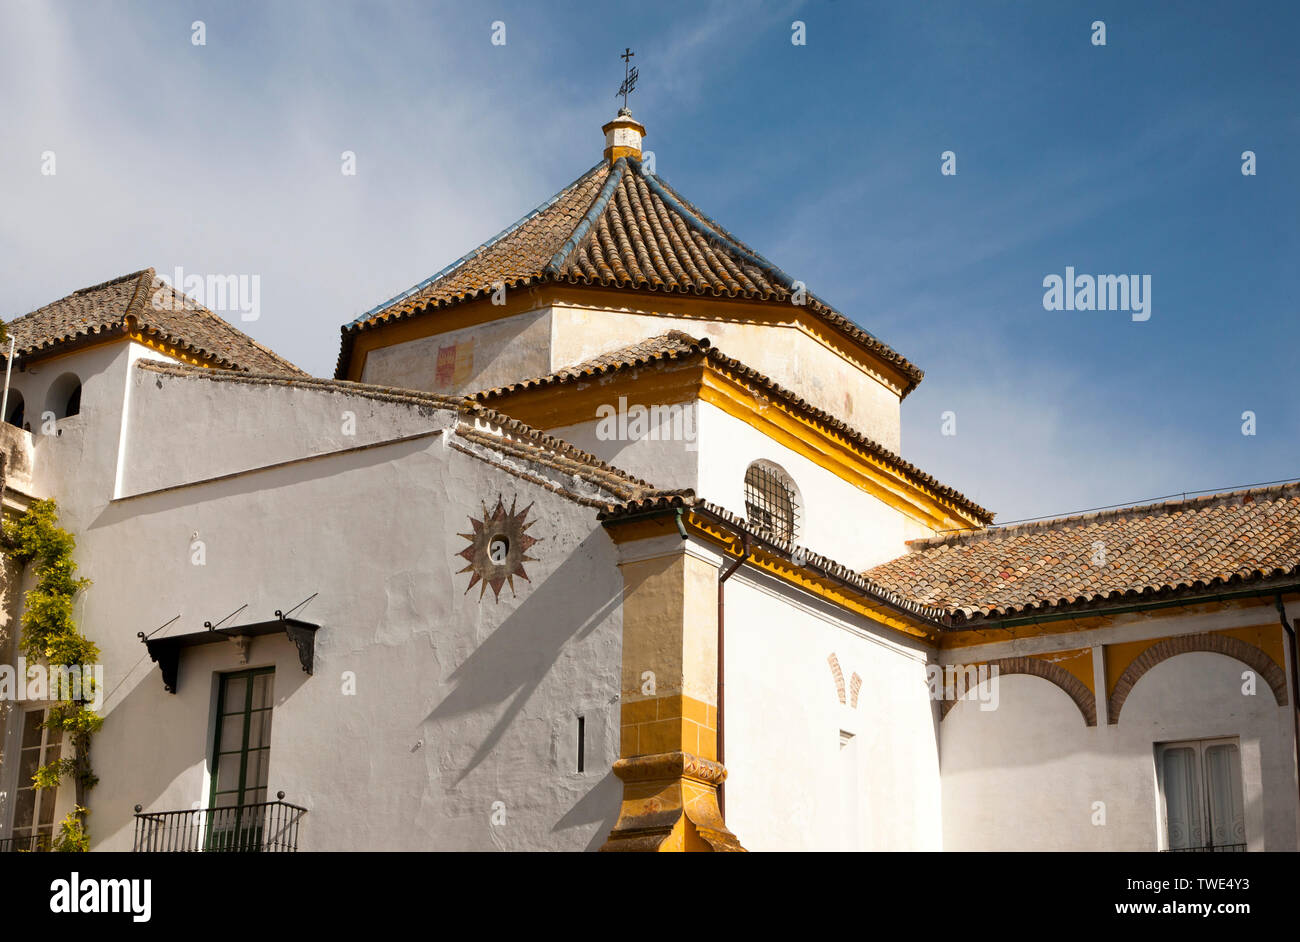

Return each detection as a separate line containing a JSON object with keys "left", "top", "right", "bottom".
{"left": 1, "top": 114, "right": 1295, "bottom": 852}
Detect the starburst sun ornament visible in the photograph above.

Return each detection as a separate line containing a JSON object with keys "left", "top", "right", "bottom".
{"left": 456, "top": 497, "right": 540, "bottom": 601}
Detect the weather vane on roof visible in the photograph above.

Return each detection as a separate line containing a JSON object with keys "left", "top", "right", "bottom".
{"left": 616, "top": 47, "right": 638, "bottom": 111}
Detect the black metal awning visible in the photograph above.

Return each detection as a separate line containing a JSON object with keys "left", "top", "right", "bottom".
{"left": 139, "top": 616, "right": 319, "bottom": 694}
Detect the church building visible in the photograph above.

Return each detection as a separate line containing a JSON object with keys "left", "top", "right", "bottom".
{"left": 0, "top": 107, "right": 1296, "bottom": 852}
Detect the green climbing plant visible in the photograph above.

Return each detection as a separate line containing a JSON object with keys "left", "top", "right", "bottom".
{"left": 2, "top": 498, "right": 99, "bottom": 850}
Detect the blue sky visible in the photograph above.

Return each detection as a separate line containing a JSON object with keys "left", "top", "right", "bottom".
{"left": 1, "top": 0, "right": 1295, "bottom": 523}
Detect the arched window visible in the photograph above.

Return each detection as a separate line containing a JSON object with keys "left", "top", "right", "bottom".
{"left": 743, "top": 461, "right": 800, "bottom": 542}
{"left": 45, "top": 373, "right": 82, "bottom": 420}
{"left": 4, "top": 389, "right": 25, "bottom": 428}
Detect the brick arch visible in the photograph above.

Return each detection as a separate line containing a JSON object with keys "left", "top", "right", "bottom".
{"left": 827, "top": 653, "right": 846, "bottom": 705}
{"left": 1108, "top": 632, "right": 1288, "bottom": 725}
{"left": 940, "top": 656, "right": 1097, "bottom": 727}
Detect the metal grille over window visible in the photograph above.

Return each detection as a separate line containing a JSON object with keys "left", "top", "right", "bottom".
{"left": 744, "top": 463, "right": 799, "bottom": 542}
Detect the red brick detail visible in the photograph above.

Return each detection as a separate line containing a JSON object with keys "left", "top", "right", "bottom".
{"left": 1107, "top": 632, "right": 1288, "bottom": 724}
{"left": 828, "top": 653, "right": 846, "bottom": 705}
{"left": 849, "top": 672, "right": 862, "bottom": 709}
{"left": 939, "top": 656, "right": 1097, "bottom": 727}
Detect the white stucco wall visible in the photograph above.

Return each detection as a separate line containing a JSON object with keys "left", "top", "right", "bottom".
{"left": 0, "top": 341, "right": 161, "bottom": 837}
{"left": 552, "top": 401, "right": 922, "bottom": 573}
{"left": 549, "top": 304, "right": 905, "bottom": 453}
{"left": 940, "top": 624, "right": 1299, "bottom": 851}
{"left": 3, "top": 336, "right": 1295, "bottom": 855}
{"left": 359, "top": 307, "right": 553, "bottom": 396}
{"left": 354, "top": 299, "right": 907, "bottom": 451}
{"left": 118, "top": 367, "right": 456, "bottom": 496}
{"left": 549, "top": 400, "right": 701, "bottom": 495}
{"left": 1, "top": 357, "right": 628, "bottom": 851}
{"left": 694, "top": 403, "right": 919, "bottom": 571}
{"left": 721, "top": 563, "right": 943, "bottom": 851}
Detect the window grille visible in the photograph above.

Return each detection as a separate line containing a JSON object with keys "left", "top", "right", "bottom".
{"left": 744, "top": 463, "right": 799, "bottom": 542}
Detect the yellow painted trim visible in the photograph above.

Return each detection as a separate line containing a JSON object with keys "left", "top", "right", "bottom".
{"left": 484, "top": 361, "right": 702, "bottom": 429}
{"left": 605, "top": 515, "right": 682, "bottom": 545}
{"left": 484, "top": 354, "right": 983, "bottom": 531}
{"left": 547, "top": 287, "right": 914, "bottom": 396}
{"left": 620, "top": 694, "right": 716, "bottom": 760}
{"left": 680, "top": 511, "right": 938, "bottom": 641}
{"left": 698, "top": 364, "right": 983, "bottom": 530}
{"left": 940, "top": 595, "right": 1297, "bottom": 651}
{"left": 1105, "top": 623, "right": 1287, "bottom": 697}
{"left": 1218, "top": 623, "right": 1287, "bottom": 676}
{"left": 941, "top": 647, "right": 1096, "bottom": 694}
{"left": 12, "top": 330, "right": 217, "bottom": 372}
{"left": 344, "top": 283, "right": 914, "bottom": 396}
{"left": 12, "top": 332, "right": 128, "bottom": 369}
{"left": 1038, "top": 647, "right": 1094, "bottom": 695}
{"left": 940, "top": 616, "right": 1112, "bottom": 649}
{"left": 605, "top": 537, "right": 743, "bottom": 850}
{"left": 127, "top": 331, "right": 218, "bottom": 368}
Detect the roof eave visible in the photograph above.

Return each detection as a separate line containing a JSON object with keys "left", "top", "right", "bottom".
{"left": 940, "top": 570, "right": 1300, "bottom": 631}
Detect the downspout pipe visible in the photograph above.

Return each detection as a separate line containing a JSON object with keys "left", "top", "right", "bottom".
{"left": 716, "top": 533, "right": 749, "bottom": 818}
{"left": 1275, "top": 594, "right": 1300, "bottom": 816}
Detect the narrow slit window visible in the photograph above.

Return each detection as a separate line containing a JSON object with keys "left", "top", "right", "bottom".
{"left": 577, "top": 715, "right": 586, "bottom": 773}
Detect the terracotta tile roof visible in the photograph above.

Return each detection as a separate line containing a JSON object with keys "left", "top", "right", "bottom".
{"left": 4, "top": 269, "right": 305, "bottom": 375}
{"left": 597, "top": 491, "right": 949, "bottom": 627}
{"left": 474, "top": 331, "right": 992, "bottom": 524}
{"left": 134, "top": 360, "right": 663, "bottom": 507}
{"left": 865, "top": 483, "right": 1300, "bottom": 624}
{"left": 336, "top": 157, "right": 923, "bottom": 392}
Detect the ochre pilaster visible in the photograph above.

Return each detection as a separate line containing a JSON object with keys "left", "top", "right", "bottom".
{"left": 600, "top": 549, "right": 745, "bottom": 852}
{"left": 600, "top": 752, "right": 743, "bottom": 852}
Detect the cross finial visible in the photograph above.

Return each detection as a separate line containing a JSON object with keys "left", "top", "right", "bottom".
{"left": 617, "top": 48, "right": 638, "bottom": 111}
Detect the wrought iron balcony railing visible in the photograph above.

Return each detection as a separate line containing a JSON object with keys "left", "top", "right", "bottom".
{"left": 133, "top": 793, "right": 306, "bottom": 852}
{"left": 0, "top": 834, "right": 55, "bottom": 853}
{"left": 1164, "top": 842, "right": 1247, "bottom": 852}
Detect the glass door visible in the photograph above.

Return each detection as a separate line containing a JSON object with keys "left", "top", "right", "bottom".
{"left": 10, "top": 709, "right": 61, "bottom": 852}
{"left": 1157, "top": 738, "right": 1245, "bottom": 851}
{"left": 208, "top": 668, "right": 275, "bottom": 850}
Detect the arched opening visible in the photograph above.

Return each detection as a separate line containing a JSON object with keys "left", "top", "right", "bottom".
{"left": 45, "top": 373, "right": 83, "bottom": 421}
{"left": 743, "top": 460, "right": 801, "bottom": 542}
{"left": 4, "top": 389, "right": 25, "bottom": 428}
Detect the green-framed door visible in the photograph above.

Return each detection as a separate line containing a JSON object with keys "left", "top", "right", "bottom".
{"left": 208, "top": 667, "right": 275, "bottom": 850}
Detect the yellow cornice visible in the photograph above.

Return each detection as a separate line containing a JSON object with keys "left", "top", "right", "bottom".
{"left": 127, "top": 331, "right": 218, "bottom": 368}
{"left": 938, "top": 595, "right": 1296, "bottom": 651}
{"left": 698, "top": 364, "right": 983, "bottom": 530}
{"left": 344, "top": 283, "right": 912, "bottom": 396}
{"left": 11, "top": 331, "right": 127, "bottom": 370}
{"left": 554, "top": 288, "right": 912, "bottom": 395}
{"left": 610, "top": 510, "right": 938, "bottom": 642}
{"left": 604, "top": 514, "right": 682, "bottom": 545}
{"left": 604, "top": 146, "right": 642, "bottom": 162}
{"left": 480, "top": 361, "right": 703, "bottom": 430}
{"left": 484, "top": 355, "right": 982, "bottom": 531}
{"left": 12, "top": 329, "right": 216, "bottom": 372}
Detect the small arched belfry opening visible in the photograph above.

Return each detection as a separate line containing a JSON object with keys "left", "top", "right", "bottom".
{"left": 46, "top": 372, "right": 82, "bottom": 420}
{"left": 4, "top": 388, "right": 25, "bottom": 428}
{"left": 743, "top": 460, "right": 801, "bottom": 542}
